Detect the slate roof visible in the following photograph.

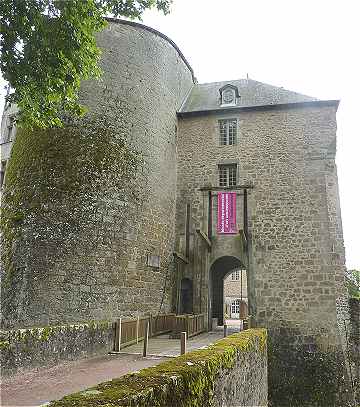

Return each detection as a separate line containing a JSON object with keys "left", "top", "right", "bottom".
{"left": 179, "top": 79, "right": 319, "bottom": 114}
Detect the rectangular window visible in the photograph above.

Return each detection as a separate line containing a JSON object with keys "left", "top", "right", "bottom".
{"left": 232, "top": 270, "right": 240, "bottom": 281}
{"left": 219, "top": 119, "right": 237, "bottom": 145}
{"left": 0, "top": 160, "right": 7, "bottom": 189}
{"left": 4, "top": 116, "right": 16, "bottom": 143}
{"left": 219, "top": 164, "right": 237, "bottom": 187}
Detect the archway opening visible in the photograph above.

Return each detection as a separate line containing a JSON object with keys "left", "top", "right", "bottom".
{"left": 224, "top": 269, "right": 248, "bottom": 322}
{"left": 209, "top": 256, "right": 247, "bottom": 326}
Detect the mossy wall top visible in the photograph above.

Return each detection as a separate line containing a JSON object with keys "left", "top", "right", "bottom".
{"left": 1, "top": 20, "right": 194, "bottom": 328}
{"left": 48, "top": 329, "right": 268, "bottom": 407}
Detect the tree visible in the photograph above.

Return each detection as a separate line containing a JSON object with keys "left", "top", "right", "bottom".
{"left": 346, "top": 269, "right": 360, "bottom": 299}
{"left": 0, "top": 0, "right": 171, "bottom": 128}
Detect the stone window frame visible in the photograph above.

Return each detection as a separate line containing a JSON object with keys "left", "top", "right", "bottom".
{"left": 219, "top": 118, "right": 237, "bottom": 146}
{"left": 231, "top": 299, "right": 240, "bottom": 314}
{"left": 0, "top": 160, "right": 7, "bottom": 189}
{"left": 3, "top": 114, "right": 16, "bottom": 143}
{"left": 219, "top": 84, "right": 240, "bottom": 107}
{"left": 218, "top": 163, "right": 238, "bottom": 187}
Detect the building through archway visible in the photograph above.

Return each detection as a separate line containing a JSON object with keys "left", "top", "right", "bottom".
{"left": 209, "top": 256, "right": 247, "bottom": 326}
{"left": 224, "top": 269, "right": 248, "bottom": 320}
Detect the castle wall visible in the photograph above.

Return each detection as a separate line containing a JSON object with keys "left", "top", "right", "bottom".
{"left": 176, "top": 105, "right": 352, "bottom": 405}
{"left": 1, "top": 20, "right": 194, "bottom": 328}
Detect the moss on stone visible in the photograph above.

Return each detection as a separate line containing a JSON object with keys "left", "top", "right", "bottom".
{"left": 40, "top": 327, "right": 53, "bottom": 341}
{"left": 1, "top": 116, "right": 139, "bottom": 272}
{"left": 268, "top": 329, "right": 354, "bottom": 407}
{"left": 0, "top": 340, "right": 10, "bottom": 350}
{"left": 48, "top": 328, "right": 266, "bottom": 407}
{"left": 0, "top": 111, "right": 141, "bottom": 326}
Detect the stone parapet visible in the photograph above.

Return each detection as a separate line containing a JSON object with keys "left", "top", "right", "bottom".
{"left": 0, "top": 321, "right": 114, "bottom": 377}
{"left": 48, "top": 328, "right": 268, "bottom": 407}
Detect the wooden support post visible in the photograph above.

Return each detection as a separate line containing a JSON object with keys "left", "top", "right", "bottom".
{"left": 208, "top": 191, "right": 212, "bottom": 241}
{"left": 223, "top": 324, "right": 227, "bottom": 338}
{"left": 114, "top": 318, "right": 122, "bottom": 352}
{"left": 243, "top": 188, "right": 248, "bottom": 241}
{"left": 180, "top": 331, "right": 187, "bottom": 355}
{"left": 136, "top": 315, "right": 139, "bottom": 344}
{"left": 143, "top": 321, "right": 149, "bottom": 357}
{"left": 240, "top": 269, "right": 243, "bottom": 318}
{"left": 185, "top": 203, "right": 191, "bottom": 259}
{"left": 149, "top": 314, "right": 153, "bottom": 337}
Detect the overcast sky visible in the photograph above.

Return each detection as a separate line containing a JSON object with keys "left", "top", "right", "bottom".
{"left": 0, "top": 0, "right": 359, "bottom": 269}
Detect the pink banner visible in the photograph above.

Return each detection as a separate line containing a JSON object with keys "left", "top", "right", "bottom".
{"left": 217, "top": 192, "right": 237, "bottom": 234}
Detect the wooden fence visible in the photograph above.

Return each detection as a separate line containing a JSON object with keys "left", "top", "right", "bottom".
{"left": 114, "top": 313, "right": 206, "bottom": 350}
{"left": 171, "top": 313, "right": 206, "bottom": 338}
{"left": 117, "top": 314, "right": 175, "bottom": 349}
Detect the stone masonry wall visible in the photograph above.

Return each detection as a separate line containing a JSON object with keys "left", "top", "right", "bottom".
{"left": 0, "top": 20, "right": 194, "bottom": 328}
{"left": 349, "top": 298, "right": 360, "bottom": 404}
{"left": 176, "top": 104, "right": 352, "bottom": 405}
{"left": 0, "top": 321, "right": 114, "bottom": 377}
{"left": 224, "top": 270, "right": 247, "bottom": 297}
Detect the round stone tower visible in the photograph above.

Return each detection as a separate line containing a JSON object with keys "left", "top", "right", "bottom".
{"left": 1, "top": 19, "right": 194, "bottom": 328}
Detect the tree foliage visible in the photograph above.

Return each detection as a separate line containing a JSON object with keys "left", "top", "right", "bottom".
{"left": 346, "top": 269, "right": 360, "bottom": 299}
{"left": 0, "top": 0, "right": 171, "bottom": 128}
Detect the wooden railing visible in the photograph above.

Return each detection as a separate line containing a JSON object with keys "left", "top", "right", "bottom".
{"left": 118, "top": 314, "right": 175, "bottom": 349}
{"left": 171, "top": 313, "right": 206, "bottom": 338}
{"left": 115, "top": 313, "right": 206, "bottom": 350}
{"left": 150, "top": 313, "right": 175, "bottom": 336}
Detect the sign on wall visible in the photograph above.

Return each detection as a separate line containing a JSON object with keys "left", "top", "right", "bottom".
{"left": 217, "top": 192, "right": 237, "bottom": 234}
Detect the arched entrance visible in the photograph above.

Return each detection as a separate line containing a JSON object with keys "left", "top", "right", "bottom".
{"left": 209, "top": 256, "right": 245, "bottom": 326}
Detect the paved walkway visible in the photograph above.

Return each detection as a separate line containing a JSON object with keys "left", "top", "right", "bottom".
{"left": 1, "top": 353, "right": 168, "bottom": 407}
{"left": 1, "top": 329, "right": 238, "bottom": 407}
{"left": 120, "top": 330, "right": 224, "bottom": 356}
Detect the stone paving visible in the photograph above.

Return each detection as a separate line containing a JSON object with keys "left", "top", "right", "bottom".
{"left": 1, "top": 328, "right": 240, "bottom": 407}
{"left": 119, "top": 330, "right": 225, "bottom": 357}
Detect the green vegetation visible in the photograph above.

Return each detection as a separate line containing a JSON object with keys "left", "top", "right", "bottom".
{"left": 0, "top": 0, "right": 172, "bottom": 128}
{"left": 346, "top": 269, "right": 360, "bottom": 299}
{"left": 268, "top": 331, "right": 352, "bottom": 407}
{"left": 0, "top": 109, "right": 140, "bottom": 286}
{"left": 0, "top": 340, "right": 10, "bottom": 350}
{"left": 48, "top": 329, "right": 267, "bottom": 407}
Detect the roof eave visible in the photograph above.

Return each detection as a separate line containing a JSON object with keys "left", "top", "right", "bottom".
{"left": 177, "top": 100, "right": 340, "bottom": 118}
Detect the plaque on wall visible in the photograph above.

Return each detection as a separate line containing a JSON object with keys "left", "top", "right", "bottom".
{"left": 147, "top": 254, "right": 160, "bottom": 268}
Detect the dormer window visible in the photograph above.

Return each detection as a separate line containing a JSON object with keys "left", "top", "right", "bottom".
{"left": 219, "top": 84, "right": 239, "bottom": 107}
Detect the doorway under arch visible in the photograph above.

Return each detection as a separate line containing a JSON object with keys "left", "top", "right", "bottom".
{"left": 180, "top": 278, "right": 193, "bottom": 314}
{"left": 209, "top": 256, "right": 246, "bottom": 326}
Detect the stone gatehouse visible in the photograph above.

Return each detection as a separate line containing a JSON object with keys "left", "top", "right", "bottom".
{"left": 0, "top": 18, "right": 354, "bottom": 406}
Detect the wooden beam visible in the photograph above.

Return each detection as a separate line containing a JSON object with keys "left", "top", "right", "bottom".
{"left": 239, "top": 229, "right": 247, "bottom": 246}
{"left": 243, "top": 188, "right": 248, "bottom": 240}
{"left": 196, "top": 229, "right": 212, "bottom": 248}
{"left": 173, "top": 251, "right": 189, "bottom": 264}
{"left": 199, "top": 183, "right": 254, "bottom": 192}
{"left": 208, "top": 190, "right": 212, "bottom": 240}
{"left": 185, "top": 203, "right": 190, "bottom": 259}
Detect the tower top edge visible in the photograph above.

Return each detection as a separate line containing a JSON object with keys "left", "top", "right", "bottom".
{"left": 105, "top": 17, "right": 196, "bottom": 83}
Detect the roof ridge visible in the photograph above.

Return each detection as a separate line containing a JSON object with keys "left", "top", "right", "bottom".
{"left": 196, "top": 78, "right": 317, "bottom": 100}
